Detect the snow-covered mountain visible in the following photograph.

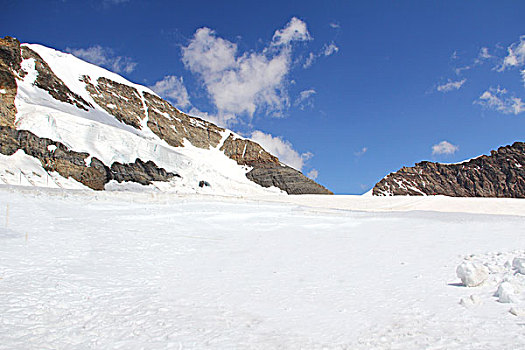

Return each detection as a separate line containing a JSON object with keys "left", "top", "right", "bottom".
{"left": 0, "top": 36, "right": 332, "bottom": 195}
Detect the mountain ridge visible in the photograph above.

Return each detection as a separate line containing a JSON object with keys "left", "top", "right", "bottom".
{"left": 0, "top": 36, "right": 332, "bottom": 195}
{"left": 373, "top": 142, "right": 525, "bottom": 197}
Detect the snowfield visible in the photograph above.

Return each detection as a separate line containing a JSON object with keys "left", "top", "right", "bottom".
{"left": 1, "top": 186, "right": 525, "bottom": 349}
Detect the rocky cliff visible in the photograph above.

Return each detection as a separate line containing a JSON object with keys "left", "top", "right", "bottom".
{"left": 373, "top": 142, "right": 525, "bottom": 197}
{"left": 0, "top": 36, "right": 331, "bottom": 194}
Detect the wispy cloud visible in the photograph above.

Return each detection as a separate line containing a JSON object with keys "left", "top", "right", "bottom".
{"left": 303, "top": 52, "right": 316, "bottom": 69}
{"left": 432, "top": 141, "right": 458, "bottom": 155}
{"left": 323, "top": 42, "right": 339, "bottom": 56}
{"left": 354, "top": 147, "right": 368, "bottom": 157}
{"left": 250, "top": 130, "right": 312, "bottom": 171}
{"left": 329, "top": 22, "right": 340, "bottom": 29}
{"left": 437, "top": 79, "right": 466, "bottom": 92}
{"left": 181, "top": 17, "right": 311, "bottom": 125}
{"left": 476, "top": 87, "right": 525, "bottom": 115}
{"left": 102, "top": 0, "right": 129, "bottom": 6}
{"left": 302, "top": 41, "right": 339, "bottom": 69}
{"left": 478, "top": 47, "right": 492, "bottom": 60}
{"left": 66, "top": 45, "right": 137, "bottom": 74}
{"left": 149, "top": 75, "right": 191, "bottom": 110}
{"left": 294, "top": 89, "right": 316, "bottom": 110}
{"left": 307, "top": 169, "right": 319, "bottom": 180}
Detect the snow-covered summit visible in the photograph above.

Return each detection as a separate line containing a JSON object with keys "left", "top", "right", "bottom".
{"left": 0, "top": 36, "right": 331, "bottom": 195}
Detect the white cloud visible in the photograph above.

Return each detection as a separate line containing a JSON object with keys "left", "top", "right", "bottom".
{"left": 103, "top": 0, "right": 129, "bottom": 5}
{"left": 182, "top": 19, "right": 311, "bottom": 123}
{"left": 302, "top": 42, "right": 339, "bottom": 69}
{"left": 294, "top": 89, "right": 316, "bottom": 110}
{"left": 500, "top": 35, "right": 525, "bottom": 70}
{"left": 451, "top": 50, "right": 459, "bottom": 60}
{"left": 250, "top": 130, "right": 312, "bottom": 171}
{"left": 437, "top": 79, "right": 466, "bottom": 92}
{"left": 271, "top": 17, "right": 312, "bottom": 46}
{"left": 354, "top": 147, "right": 368, "bottom": 156}
{"left": 329, "top": 22, "right": 340, "bottom": 29}
{"left": 66, "top": 45, "right": 137, "bottom": 74}
{"left": 149, "top": 75, "right": 191, "bottom": 110}
{"left": 307, "top": 169, "right": 319, "bottom": 180}
{"left": 476, "top": 87, "right": 525, "bottom": 115}
{"left": 454, "top": 65, "right": 471, "bottom": 75}
{"left": 303, "top": 52, "right": 316, "bottom": 68}
{"left": 478, "top": 47, "right": 492, "bottom": 60}
{"left": 323, "top": 42, "right": 339, "bottom": 56}
{"left": 432, "top": 141, "right": 459, "bottom": 155}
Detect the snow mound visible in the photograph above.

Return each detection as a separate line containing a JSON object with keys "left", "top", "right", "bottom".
{"left": 456, "top": 251, "right": 525, "bottom": 314}
{"left": 456, "top": 261, "right": 489, "bottom": 287}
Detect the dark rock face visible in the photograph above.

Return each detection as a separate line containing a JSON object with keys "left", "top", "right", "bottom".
{"left": 0, "top": 126, "right": 178, "bottom": 190}
{"left": 220, "top": 133, "right": 332, "bottom": 194}
{"left": 0, "top": 36, "right": 22, "bottom": 127}
{"left": 21, "top": 46, "right": 92, "bottom": 111}
{"left": 373, "top": 142, "right": 525, "bottom": 198}
{"left": 82, "top": 76, "right": 145, "bottom": 129}
{"left": 110, "top": 158, "right": 180, "bottom": 185}
{"left": 247, "top": 164, "right": 333, "bottom": 195}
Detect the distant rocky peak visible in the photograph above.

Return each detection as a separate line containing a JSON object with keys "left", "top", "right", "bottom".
{"left": 373, "top": 142, "right": 525, "bottom": 198}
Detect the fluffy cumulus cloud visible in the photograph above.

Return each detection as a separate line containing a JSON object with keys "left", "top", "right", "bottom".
{"left": 432, "top": 141, "right": 459, "bottom": 155}
{"left": 181, "top": 18, "right": 311, "bottom": 125}
{"left": 476, "top": 87, "right": 525, "bottom": 115}
{"left": 437, "top": 79, "right": 466, "bottom": 92}
{"left": 66, "top": 45, "right": 136, "bottom": 74}
{"left": 271, "top": 17, "right": 312, "bottom": 46}
{"left": 294, "top": 89, "right": 316, "bottom": 110}
{"left": 500, "top": 35, "right": 525, "bottom": 70}
{"left": 250, "top": 130, "right": 312, "bottom": 171}
{"left": 149, "top": 75, "right": 191, "bottom": 109}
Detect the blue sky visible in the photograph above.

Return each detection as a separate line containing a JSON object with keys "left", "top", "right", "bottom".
{"left": 4, "top": 0, "right": 525, "bottom": 194}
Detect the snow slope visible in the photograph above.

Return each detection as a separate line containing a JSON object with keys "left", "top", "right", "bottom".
{"left": 7, "top": 43, "right": 281, "bottom": 195}
{"left": 1, "top": 186, "right": 525, "bottom": 349}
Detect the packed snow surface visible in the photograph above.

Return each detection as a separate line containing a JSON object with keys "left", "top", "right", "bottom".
{"left": 1, "top": 186, "right": 525, "bottom": 349}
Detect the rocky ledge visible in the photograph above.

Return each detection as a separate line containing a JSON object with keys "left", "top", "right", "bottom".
{"left": 373, "top": 142, "right": 525, "bottom": 197}
{"left": 0, "top": 126, "right": 178, "bottom": 190}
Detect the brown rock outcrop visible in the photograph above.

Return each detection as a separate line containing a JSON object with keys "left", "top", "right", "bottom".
{"left": 220, "top": 133, "right": 332, "bottom": 194}
{"left": 143, "top": 92, "right": 223, "bottom": 148}
{"left": 373, "top": 142, "right": 525, "bottom": 197}
{"left": 82, "top": 76, "right": 145, "bottom": 129}
{"left": 0, "top": 36, "right": 22, "bottom": 127}
{"left": 0, "top": 126, "right": 178, "bottom": 190}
